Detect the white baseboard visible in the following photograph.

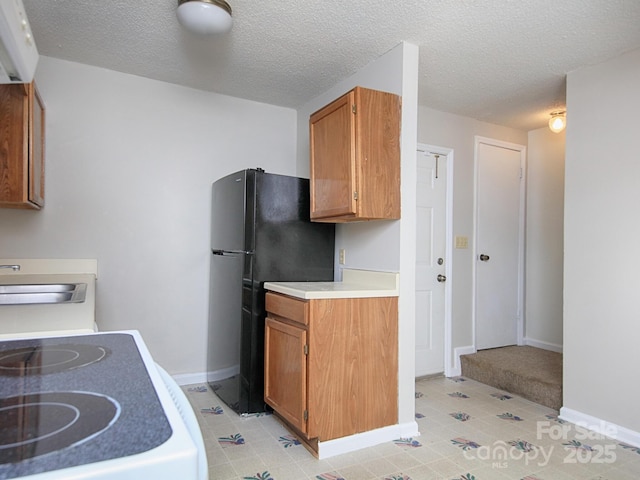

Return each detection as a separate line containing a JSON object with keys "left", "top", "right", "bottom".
{"left": 524, "top": 337, "right": 563, "bottom": 353}
{"left": 317, "top": 421, "right": 419, "bottom": 459}
{"left": 172, "top": 365, "right": 240, "bottom": 387}
{"left": 559, "top": 407, "right": 640, "bottom": 449}
{"left": 451, "top": 345, "right": 476, "bottom": 377}
{"left": 172, "top": 372, "right": 208, "bottom": 386}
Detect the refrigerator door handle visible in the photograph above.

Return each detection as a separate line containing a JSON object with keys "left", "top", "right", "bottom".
{"left": 211, "top": 249, "right": 254, "bottom": 256}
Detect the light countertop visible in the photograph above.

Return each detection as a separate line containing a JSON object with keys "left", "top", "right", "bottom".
{"left": 264, "top": 268, "right": 399, "bottom": 300}
{"left": 0, "top": 259, "right": 97, "bottom": 276}
{"left": 0, "top": 259, "right": 98, "bottom": 338}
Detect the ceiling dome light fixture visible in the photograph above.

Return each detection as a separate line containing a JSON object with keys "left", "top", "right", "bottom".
{"left": 177, "top": 0, "right": 233, "bottom": 35}
{"left": 548, "top": 111, "right": 566, "bottom": 133}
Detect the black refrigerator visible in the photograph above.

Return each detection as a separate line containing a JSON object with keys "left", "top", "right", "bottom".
{"left": 207, "top": 168, "right": 335, "bottom": 414}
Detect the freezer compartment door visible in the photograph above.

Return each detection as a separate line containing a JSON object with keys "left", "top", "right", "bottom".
{"left": 211, "top": 170, "right": 247, "bottom": 252}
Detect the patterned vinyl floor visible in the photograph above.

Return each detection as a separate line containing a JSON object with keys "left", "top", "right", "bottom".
{"left": 183, "top": 376, "right": 640, "bottom": 480}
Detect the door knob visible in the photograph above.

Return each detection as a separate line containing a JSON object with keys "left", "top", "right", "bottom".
{"left": 437, "top": 274, "right": 446, "bottom": 283}
{"left": 479, "top": 254, "right": 490, "bottom": 262}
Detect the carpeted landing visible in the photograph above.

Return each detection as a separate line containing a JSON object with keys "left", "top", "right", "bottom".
{"left": 460, "top": 345, "right": 562, "bottom": 411}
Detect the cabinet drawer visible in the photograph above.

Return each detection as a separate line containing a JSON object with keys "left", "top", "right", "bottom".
{"left": 265, "top": 292, "right": 308, "bottom": 326}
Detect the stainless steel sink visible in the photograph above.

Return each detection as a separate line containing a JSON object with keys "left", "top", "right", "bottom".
{"left": 0, "top": 283, "right": 88, "bottom": 305}
{"left": 0, "top": 284, "right": 77, "bottom": 294}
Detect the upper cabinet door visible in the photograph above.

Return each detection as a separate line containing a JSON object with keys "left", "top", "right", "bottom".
{"left": 309, "top": 90, "right": 357, "bottom": 220}
{"left": 309, "top": 86, "right": 401, "bottom": 223}
{"left": 0, "top": 81, "right": 45, "bottom": 210}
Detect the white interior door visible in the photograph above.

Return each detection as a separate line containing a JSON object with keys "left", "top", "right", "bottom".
{"left": 475, "top": 138, "right": 525, "bottom": 350}
{"left": 415, "top": 149, "right": 447, "bottom": 376}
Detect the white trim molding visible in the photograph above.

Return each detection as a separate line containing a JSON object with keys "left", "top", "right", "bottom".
{"left": 560, "top": 407, "right": 640, "bottom": 449}
{"left": 172, "top": 372, "right": 207, "bottom": 386}
{"left": 317, "top": 421, "right": 419, "bottom": 459}
{"left": 524, "top": 337, "right": 563, "bottom": 353}
{"left": 173, "top": 365, "right": 240, "bottom": 387}
{"left": 451, "top": 345, "right": 476, "bottom": 377}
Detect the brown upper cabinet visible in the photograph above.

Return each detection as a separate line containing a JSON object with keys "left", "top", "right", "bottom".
{"left": 309, "top": 86, "right": 400, "bottom": 222}
{"left": 0, "top": 81, "right": 45, "bottom": 209}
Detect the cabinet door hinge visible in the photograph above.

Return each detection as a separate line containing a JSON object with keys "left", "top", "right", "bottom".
{"left": 304, "top": 344, "right": 309, "bottom": 355}
{"left": 303, "top": 410, "right": 308, "bottom": 422}
{"left": 352, "top": 104, "right": 356, "bottom": 114}
{"left": 353, "top": 191, "right": 358, "bottom": 200}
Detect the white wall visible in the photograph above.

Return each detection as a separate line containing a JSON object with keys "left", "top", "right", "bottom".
{"left": 525, "top": 127, "right": 565, "bottom": 351}
{"left": 417, "top": 106, "right": 527, "bottom": 371}
{"left": 0, "top": 57, "right": 297, "bottom": 376}
{"left": 296, "top": 42, "right": 420, "bottom": 425}
{"left": 563, "top": 47, "right": 640, "bottom": 436}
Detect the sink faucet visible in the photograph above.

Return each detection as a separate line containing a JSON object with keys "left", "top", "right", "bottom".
{"left": 0, "top": 265, "right": 21, "bottom": 271}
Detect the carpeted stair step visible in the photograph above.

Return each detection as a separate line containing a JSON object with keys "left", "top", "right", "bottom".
{"left": 460, "top": 346, "right": 562, "bottom": 411}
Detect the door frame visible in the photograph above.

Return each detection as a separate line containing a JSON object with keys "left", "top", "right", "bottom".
{"left": 472, "top": 136, "right": 527, "bottom": 350}
{"left": 416, "top": 143, "right": 454, "bottom": 377}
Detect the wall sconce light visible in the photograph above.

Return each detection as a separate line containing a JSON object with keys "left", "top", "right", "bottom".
{"left": 548, "top": 111, "right": 566, "bottom": 133}
{"left": 177, "top": 0, "right": 233, "bottom": 35}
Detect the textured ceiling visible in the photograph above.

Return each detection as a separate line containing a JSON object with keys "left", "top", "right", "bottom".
{"left": 22, "top": 0, "right": 640, "bottom": 131}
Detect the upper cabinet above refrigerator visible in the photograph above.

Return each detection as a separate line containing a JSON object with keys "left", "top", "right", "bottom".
{"left": 309, "top": 86, "right": 401, "bottom": 223}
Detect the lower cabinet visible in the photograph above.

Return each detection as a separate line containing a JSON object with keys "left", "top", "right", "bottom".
{"left": 264, "top": 316, "right": 308, "bottom": 434}
{"left": 264, "top": 291, "right": 398, "bottom": 451}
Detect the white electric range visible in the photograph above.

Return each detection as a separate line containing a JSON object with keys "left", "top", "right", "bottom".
{"left": 0, "top": 330, "right": 207, "bottom": 480}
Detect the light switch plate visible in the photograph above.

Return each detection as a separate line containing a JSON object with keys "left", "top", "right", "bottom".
{"left": 455, "top": 236, "right": 469, "bottom": 249}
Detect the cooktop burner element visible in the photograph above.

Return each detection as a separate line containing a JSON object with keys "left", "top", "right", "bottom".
{"left": 0, "top": 391, "right": 120, "bottom": 464}
{"left": 0, "top": 334, "right": 173, "bottom": 480}
{"left": 0, "top": 344, "right": 110, "bottom": 376}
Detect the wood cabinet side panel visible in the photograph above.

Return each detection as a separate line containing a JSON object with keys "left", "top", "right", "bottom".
{"left": 309, "top": 91, "right": 357, "bottom": 220}
{"left": 29, "top": 83, "right": 45, "bottom": 207}
{"left": 0, "top": 84, "right": 29, "bottom": 206}
{"left": 307, "top": 298, "right": 358, "bottom": 440}
{"left": 354, "top": 87, "right": 401, "bottom": 220}
{"left": 352, "top": 296, "right": 398, "bottom": 431}
{"left": 264, "top": 317, "right": 308, "bottom": 434}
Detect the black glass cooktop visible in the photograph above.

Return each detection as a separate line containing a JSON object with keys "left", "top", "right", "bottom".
{"left": 0, "top": 333, "right": 172, "bottom": 479}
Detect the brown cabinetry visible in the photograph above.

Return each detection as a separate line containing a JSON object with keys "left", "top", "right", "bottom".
{"left": 0, "top": 81, "right": 45, "bottom": 209}
{"left": 264, "top": 291, "right": 398, "bottom": 452}
{"left": 309, "top": 86, "right": 400, "bottom": 222}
